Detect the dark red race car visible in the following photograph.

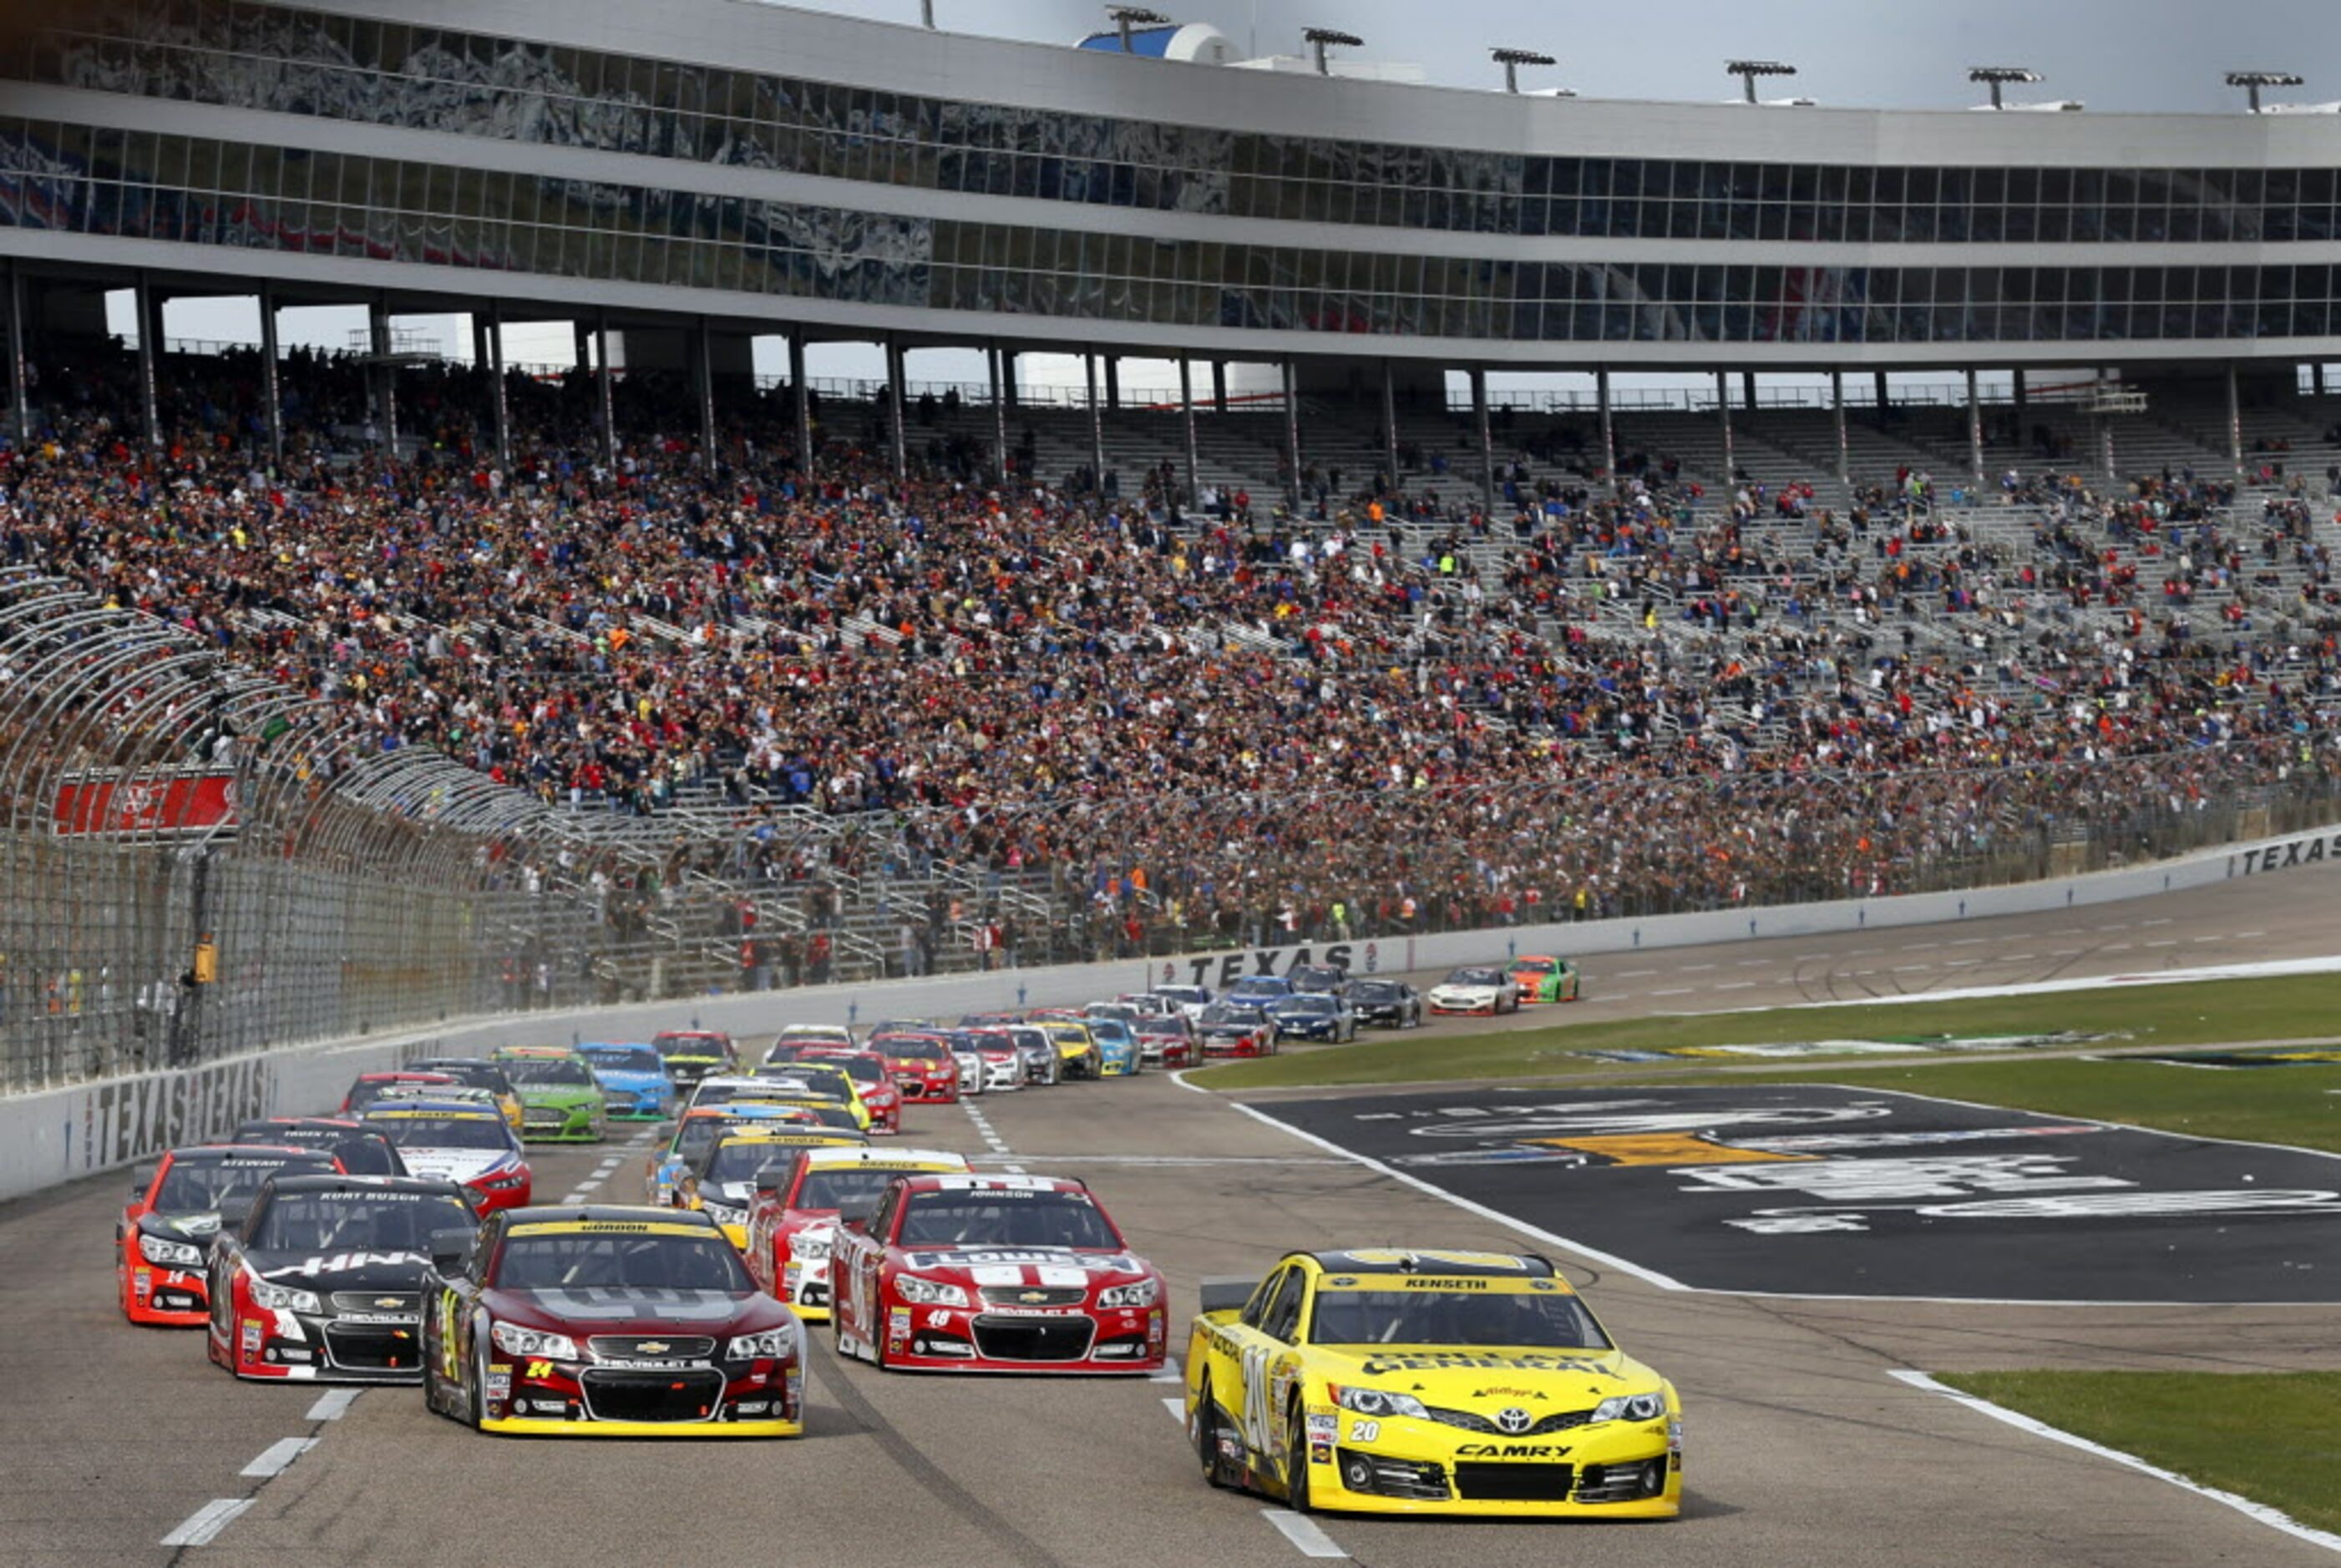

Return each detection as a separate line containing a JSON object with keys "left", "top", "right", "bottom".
{"left": 865, "top": 1032, "right": 961, "bottom": 1105}
{"left": 118, "top": 1144, "right": 341, "bottom": 1326}
{"left": 338, "top": 1071, "right": 461, "bottom": 1116}
{"left": 831, "top": 1173, "right": 1168, "bottom": 1374}
{"left": 233, "top": 1116, "right": 408, "bottom": 1176}
{"left": 206, "top": 1172, "right": 475, "bottom": 1381}
{"left": 420, "top": 1205, "right": 803, "bottom": 1436}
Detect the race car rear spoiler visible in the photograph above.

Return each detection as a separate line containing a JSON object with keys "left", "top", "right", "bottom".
{"left": 1198, "top": 1277, "right": 1255, "bottom": 1314}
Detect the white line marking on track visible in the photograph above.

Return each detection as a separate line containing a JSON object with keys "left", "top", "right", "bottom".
{"left": 240, "top": 1438, "right": 316, "bottom": 1479}
{"left": 1889, "top": 1371, "right": 2341, "bottom": 1554}
{"left": 1892, "top": 964, "right": 1933, "bottom": 973}
{"left": 1712, "top": 982, "right": 1756, "bottom": 991}
{"left": 2139, "top": 918, "right": 2173, "bottom": 927}
{"left": 160, "top": 1500, "right": 253, "bottom": 1547}
{"left": 1680, "top": 964, "right": 1715, "bottom": 972}
{"left": 1162, "top": 1395, "right": 1187, "bottom": 1421}
{"left": 1649, "top": 987, "right": 1694, "bottom": 996}
{"left": 1152, "top": 1354, "right": 1183, "bottom": 1385}
{"left": 558, "top": 1191, "right": 592, "bottom": 1206}
{"left": 1261, "top": 1509, "right": 1349, "bottom": 1559}
{"left": 2146, "top": 940, "right": 2177, "bottom": 948}
{"left": 1614, "top": 969, "right": 1656, "bottom": 979}
{"left": 304, "top": 1388, "right": 361, "bottom": 1422}
{"left": 1949, "top": 937, "right": 1989, "bottom": 946}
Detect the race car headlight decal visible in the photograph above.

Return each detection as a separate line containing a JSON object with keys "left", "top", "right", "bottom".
{"left": 250, "top": 1279, "right": 322, "bottom": 1313}
{"left": 139, "top": 1233, "right": 205, "bottom": 1268}
{"left": 1590, "top": 1392, "right": 1668, "bottom": 1424}
{"left": 473, "top": 1169, "right": 527, "bottom": 1191}
{"left": 490, "top": 1322, "right": 579, "bottom": 1360}
{"left": 894, "top": 1275, "right": 969, "bottom": 1308}
{"left": 1097, "top": 1278, "right": 1160, "bottom": 1309}
{"left": 702, "top": 1201, "right": 748, "bottom": 1227}
{"left": 1331, "top": 1385, "right": 1429, "bottom": 1419}
{"left": 792, "top": 1233, "right": 831, "bottom": 1261}
{"left": 725, "top": 1326, "right": 796, "bottom": 1361}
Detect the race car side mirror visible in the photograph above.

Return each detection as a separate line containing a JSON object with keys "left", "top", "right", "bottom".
{"left": 752, "top": 1164, "right": 788, "bottom": 1200}
{"left": 128, "top": 1164, "right": 157, "bottom": 1201}
{"left": 429, "top": 1228, "right": 475, "bottom": 1275}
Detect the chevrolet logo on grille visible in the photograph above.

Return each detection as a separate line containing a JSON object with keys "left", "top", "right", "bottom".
{"left": 636, "top": 1341, "right": 671, "bottom": 1353}
{"left": 1016, "top": 1290, "right": 1051, "bottom": 1304}
{"left": 374, "top": 1297, "right": 406, "bottom": 1308}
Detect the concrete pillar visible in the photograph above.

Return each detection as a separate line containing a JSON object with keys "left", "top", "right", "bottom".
{"left": 1281, "top": 359, "right": 1301, "bottom": 509}
{"left": 368, "top": 294, "right": 396, "bottom": 450}
{"left": 1381, "top": 358, "right": 1399, "bottom": 488}
{"left": 1965, "top": 366, "right": 1984, "bottom": 487}
{"left": 1832, "top": 369, "right": 1851, "bottom": 495}
{"left": 2012, "top": 367, "right": 2028, "bottom": 412}
{"left": 988, "top": 341, "right": 1008, "bottom": 483}
{"left": 1178, "top": 357, "right": 1198, "bottom": 510}
{"left": 2314, "top": 363, "right": 2328, "bottom": 397}
{"left": 1002, "top": 349, "right": 1019, "bottom": 409}
{"left": 1084, "top": 351, "right": 1105, "bottom": 496}
{"left": 1715, "top": 367, "right": 1735, "bottom": 488}
{"left": 884, "top": 336, "right": 908, "bottom": 481}
{"left": 3, "top": 261, "right": 26, "bottom": 447}
{"left": 594, "top": 309, "right": 616, "bottom": 467}
{"left": 789, "top": 334, "right": 813, "bottom": 478}
{"left": 2226, "top": 362, "right": 2244, "bottom": 478}
{"left": 693, "top": 318, "right": 717, "bottom": 471}
{"left": 1595, "top": 367, "right": 1616, "bottom": 498}
{"left": 1741, "top": 370, "right": 1757, "bottom": 409}
{"left": 1211, "top": 360, "right": 1228, "bottom": 415}
{"left": 136, "top": 274, "right": 164, "bottom": 450}
{"left": 1471, "top": 367, "right": 1495, "bottom": 514}
{"left": 484, "top": 300, "right": 509, "bottom": 469}
{"left": 1104, "top": 356, "right": 1121, "bottom": 412}
{"left": 1872, "top": 369, "right": 1889, "bottom": 412}
{"left": 258, "top": 281, "right": 283, "bottom": 465}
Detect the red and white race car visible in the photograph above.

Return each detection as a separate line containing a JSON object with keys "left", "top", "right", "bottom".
{"left": 831, "top": 1174, "right": 1167, "bottom": 1373}
{"left": 865, "top": 1032, "right": 961, "bottom": 1104}
{"left": 742, "top": 1146, "right": 969, "bottom": 1321}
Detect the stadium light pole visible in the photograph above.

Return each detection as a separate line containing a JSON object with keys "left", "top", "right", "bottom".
{"left": 2225, "top": 70, "right": 2304, "bottom": 113}
{"left": 1491, "top": 47, "right": 1555, "bottom": 94}
{"left": 1304, "top": 27, "right": 1362, "bottom": 77}
{"left": 256, "top": 278, "right": 283, "bottom": 465}
{"left": 1107, "top": 5, "right": 1169, "bottom": 52}
{"left": 1725, "top": 59, "right": 1796, "bottom": 104}
{"left": 3, "top": 260, "right": 24, "bottom": 448}
{"left": 919, "top": 0, "right": 935, "bottom": 28}
{"left": 1968, "top": 65, "right": 2041, "bottom": 109}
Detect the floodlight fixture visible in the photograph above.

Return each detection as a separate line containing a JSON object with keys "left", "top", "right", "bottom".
{"left": 1726, "top": 59, "right": 1796, "bottom": 104}
{"left": 2226, "top": 69, "right": 2305, "bottom": 113}
{"left": 1304, "top": 26, "right": 1363, "bottom": 76}
{"left": 1492, "top": 46, "right": 1556, "bottom": 94}
{"left": 1968, "top": 65, "right": 2043, "bottom": 109}
{"left": 1106, "top": 5, "right": 1170, "bottom": 52}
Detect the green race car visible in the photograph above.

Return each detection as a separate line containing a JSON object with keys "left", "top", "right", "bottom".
{"left": 492, "top": 1047, "right": 609, "bottom": 1142}
{"left": 1508, "top": 953, "right": 1583, "bottom": 1004}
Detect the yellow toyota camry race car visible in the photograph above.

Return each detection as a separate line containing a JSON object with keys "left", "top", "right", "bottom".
{"left": 1184, "top": 1248, "right": 1680, "bottom": 1519}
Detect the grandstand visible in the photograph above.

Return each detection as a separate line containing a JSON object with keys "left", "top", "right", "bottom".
{"left": 0, "top": 0, "right": 2338, "bottom": 1084}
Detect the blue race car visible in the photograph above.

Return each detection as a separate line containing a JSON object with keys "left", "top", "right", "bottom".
{"left": 576, "top": 1041, "right": 676, "bottom": 1121}
{"left": 1088, "top": 1019, "right": 1143, "bottom": 1077}
{"left": 1265, "top": 991, "right": 1359, "bottom": 1042}
{"left": 1224, "top": 975, "right": 1295, "bottom": 1010}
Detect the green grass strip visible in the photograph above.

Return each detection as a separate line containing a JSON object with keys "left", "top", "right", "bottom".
{"left": 1191, "top": 973, "right": 2341, "bottom": 1092}
{"left": 1933, "top": 1371, "right": 2341, "bottom": 1537}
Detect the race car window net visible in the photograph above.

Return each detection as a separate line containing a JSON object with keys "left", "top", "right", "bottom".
{"left": 153, "top": 1156, "right": 327, "bottom": 1212}
{"left": 500, "top": 1059, "right": 596, "bottom": 1087}
{"left": 495, "top": 1232, "right": 754, "bottom": 1294}
{"left": 411, "top": 1065, "right": 514, "bottom": 1095}
{"left": 1307, "top": 1290, "right": 1612, "bottom": 1351}
{"left": 654, "top": 1035, "right": 727, "bottom": 1058}
{"left": 580, "top": 1047, "right": 664, "bottom": 1073}
{"left": 251, "top": 1193, "right": 474, "bottom": 1252}
{"left": 370, "top": 1116, "right": 514, "bottom": 1151}
{"left": 895, "top": 1192, "right": 1122, "bottom": 1250}
{"left": 1447, "top": 969, "right": 1505, "bottom": 984}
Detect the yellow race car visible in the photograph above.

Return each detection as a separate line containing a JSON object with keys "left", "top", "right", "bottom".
{"left": 1184, "top": 1248, "right": 1680, "bottom": 1519}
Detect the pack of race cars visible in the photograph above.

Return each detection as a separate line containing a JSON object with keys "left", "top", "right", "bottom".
{"left": 109, "top": 949, "right": 1667, "bottom": 1518}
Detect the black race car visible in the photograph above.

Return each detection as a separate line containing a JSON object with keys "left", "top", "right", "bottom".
{"left": 206, "top": 1172, "right": 476, "bottom": 1382}
{"left": 1345, "top": 978, "right": 1425, "bottom": 1029}
{"left": 235, "top": 1116, "right": 408, "bottom": 1176}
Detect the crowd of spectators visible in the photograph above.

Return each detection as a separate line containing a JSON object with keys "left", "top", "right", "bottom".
{"left": 5, "top": 338, "right": 2340, "bottom": 977}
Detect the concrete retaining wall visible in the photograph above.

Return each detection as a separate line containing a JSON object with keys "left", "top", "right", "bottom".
{"left": 7, "top": 819, "right": 2335, "bottom": 1206}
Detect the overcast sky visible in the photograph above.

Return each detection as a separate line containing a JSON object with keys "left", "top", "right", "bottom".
{"left": 789, "top": 0, "right": 2340, "bottom": 114}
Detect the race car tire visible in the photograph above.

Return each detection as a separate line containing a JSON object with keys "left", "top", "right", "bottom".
{"left": 1283, "top": 1396, "right": 1315, "bottom": 1514}
{"left": 469, "top": 1333, "right": 491, "bottom": 1431}
{"left": 1194, "top": 1377, "right": 1233, "bottom": 1489}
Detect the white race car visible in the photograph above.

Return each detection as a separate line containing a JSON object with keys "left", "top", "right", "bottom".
{"left": 1426, "top": 965, "right": 1522, "bottom": 1016}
